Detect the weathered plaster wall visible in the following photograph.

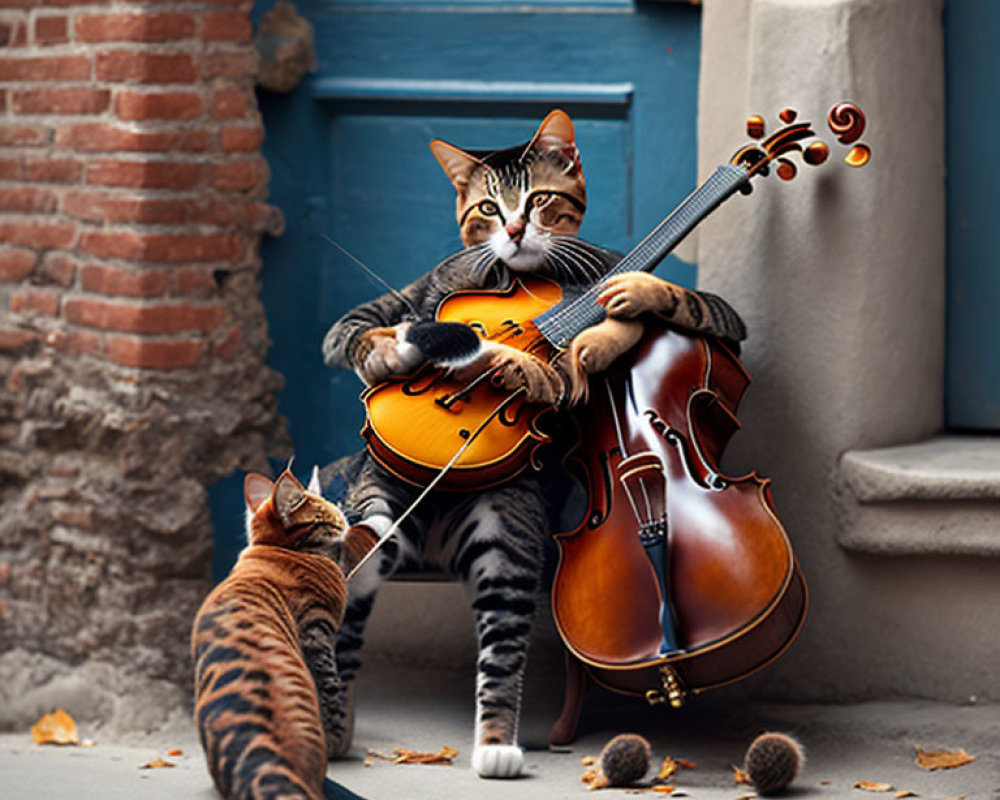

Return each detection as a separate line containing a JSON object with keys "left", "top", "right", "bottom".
{"left": 0, "top": 0, "right": 287, "bottom": 732}
{"left": 697, "top": 0, "right": 1000, "bottom": 702}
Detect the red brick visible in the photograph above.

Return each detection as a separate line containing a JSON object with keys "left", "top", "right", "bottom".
{"left": 38, "top": 253, "right": 77, "bottom": 287}
{"left": 86, "top": 160, "right": 200, "bottom": 189}
{"left": 79, "top": 264, "right": 170, "bottom": 297}
{"left": 24, "top": 157, "right": 82, "bottom": 183}
{"left": 173, "top": 266, "right": 215, "bottom": 295}
{"left": 201, "top": 50, "right": 256, "bottom": 79}
{"left": 0, "top": 222, "right": 76, "bottom": 250}
{"left": 212, "top": 159, "right": 260, "bottom": 192}
{"left": 10, "top": 289, "right": 60, "bottom": 316}
{"left": 178, "top": 130, "right": 210, "bottom": 152}
{"left": 0, "top": 248, "right": 37, "bottom": 282}
{"left": 75, "top": 13, "right": 195, "bottom": 43}
{"left": 0, "top": 55, "right": 90, "bottom": 81}
{"left": 56, "top": 123, "right": 178, "bottom": 153}
{"left": 115, "top": 90, "right": 203, "bottom": 121}
{"left": 77, "top": 230, "right": 239, "bottom": 262}
{"left": 0, "top": 160, "right": 19, "bottom": 181}
{"left": 105, "top": 335, "right": 202, "bottom": 370}
{"left": 64, "top": 297, "right": 225, "bottom": 335}
{"left": 12, "top": 88, "right": 111, "bottom": 115}
{"left": 0, "top": 186, "right": 58, "bottom": 214}
{"left": 210, "top": 89, "right": 247, "bottom": 119}
{"left": 0, "top": 125, "right": 49, "bottom": 147}
{"left": 45, "top": 328, "right": 102, "bottom": 357}
{"left": 34, "top": 15, "right": 68, "bottom": 45}
{"left": 96, "top": 51, "right": 197, "bottom": 83}
{"left": 212, "top": 323, "right": 242, "bottom": 359}
{"left": 0, "top": 0, "right": 40, "bottom": 7}
{"left": 0, "top": 20, "right": 27, "bottom": 46}
{"left": 221, "top": 126, "right": 262, "bottom": 153}
{"left": 0, "top": 21, "right": 22, "bottom": 47}
{"left": 202, "top": 11, "right": 251, "bottom": 42}
{"left": 63, "top": 191, "right": 191, "bottom": 225}
{"left": 0, "top": 328, "right": 39, "bottom": 352}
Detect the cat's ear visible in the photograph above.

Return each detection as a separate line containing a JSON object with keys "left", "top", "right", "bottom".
{"left": 527, "top": 109, "right": 581, "bottom": 172}
{"left": 274, "top": 470, "right": 307, "bottom": 525}
{"left": 429, "top": 140, "right": 483, "bottom": 191}
{"left": 244, "top": 473, "right": 274, "bottom": 513}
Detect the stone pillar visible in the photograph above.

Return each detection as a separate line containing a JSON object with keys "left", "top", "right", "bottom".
{"left": 0, "top": 0, "right": 287, "bottom": 730}
{"left": 694, "top": 0, "right": 1000, "bottom": 702}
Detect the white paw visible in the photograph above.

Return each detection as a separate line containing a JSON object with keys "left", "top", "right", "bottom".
{"left": 472, "top": 744, "right": 524, "bottom": 779}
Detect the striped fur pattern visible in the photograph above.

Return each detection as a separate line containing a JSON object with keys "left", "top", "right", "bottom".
{"left": 320, "top": 455, "right": 549, "bottom": 779}
{"left": 192, "top": 470, "right": 349, "bottom": 800}
{"left": 318, "top": 111, "right": 747, "bottom": 779}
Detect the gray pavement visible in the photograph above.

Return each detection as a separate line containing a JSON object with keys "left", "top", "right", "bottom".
{"left": 3, "top": 665, "right": 998, "bottom": 800}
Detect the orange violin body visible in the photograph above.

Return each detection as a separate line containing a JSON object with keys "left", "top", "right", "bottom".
{"left": 362, "top": 277, "right": 562, "bottom": 490}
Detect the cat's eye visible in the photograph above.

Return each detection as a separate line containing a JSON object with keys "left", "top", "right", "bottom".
{"left": 478, "top": 200, "right": 500, "bottom": 217}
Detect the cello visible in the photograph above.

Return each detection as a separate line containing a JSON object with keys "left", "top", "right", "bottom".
{"left": 356, "top": 105, "right": 868, "bottom": 731}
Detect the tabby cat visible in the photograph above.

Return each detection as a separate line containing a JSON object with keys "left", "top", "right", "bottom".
{"left": 320, "top": 110, "right": 745, "bottom": 779}
{"left": 191, "top": 468, "right": 364, "bottom": 800}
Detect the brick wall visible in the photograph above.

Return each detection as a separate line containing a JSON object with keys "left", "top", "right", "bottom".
{"left": 0, "top": 0, "right": 288, "bottom": 731}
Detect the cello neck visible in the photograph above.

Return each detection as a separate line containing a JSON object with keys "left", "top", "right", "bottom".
{"left": 533, "top": 163, "right": 750, "bottom": 350}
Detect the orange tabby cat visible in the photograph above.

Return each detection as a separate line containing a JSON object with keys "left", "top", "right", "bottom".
{"left": 191, "top": 469, "right": 361, "bottom": 800}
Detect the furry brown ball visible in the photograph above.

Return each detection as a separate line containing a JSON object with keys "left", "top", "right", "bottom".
{"left": 744, "top": 732, "right": 805, "bottom": 795}
{"left": 599, "top": 733, "right": 652, "bottom": 787}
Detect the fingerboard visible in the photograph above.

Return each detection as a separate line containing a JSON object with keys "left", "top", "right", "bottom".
{"left": 534, "top": 163, "right": 750, "bottom": 350}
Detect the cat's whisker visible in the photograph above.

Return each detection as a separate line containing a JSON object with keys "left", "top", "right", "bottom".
{"left": 550, "top": 239, "right": 604, "bottom": 284}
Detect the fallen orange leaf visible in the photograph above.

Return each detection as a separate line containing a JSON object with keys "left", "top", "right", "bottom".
{"left": 855, "top": 781, "right": 894, "bottom": 792}
{"left": 895, "top": 792, "right": 917, "bottom": 798}
{"left": 733, "top": 767, "right": 752, "bottom": 785}
{"left": 31, "top": 709, "right": 79, "bottom": 746}
{"left": 676, "top": 759, "right": 696, "bottom": 769}
{"left": 366, "top": 746, "right": 458, "bottom": 765}
{"left": 652, "top": 786, "right": 675, "bottom": 794}
{"left": 140, "top": 757, "right": 175, "bottom": 769}
{"left": 166, "top": 748, "right": 183, "bottom": 757}
{"left": 582, "top": 755, "right": 596, "bottom": 766}
{"left": 915, "top": 748, "right": 975, "bottom": 771}
{"left": 658, "top": 756, "right": 678, "bottom": 781}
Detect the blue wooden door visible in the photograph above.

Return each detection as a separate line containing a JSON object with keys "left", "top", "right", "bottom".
{"left": 213, "top": 0, "right": 701, "bottom": 575}
{"left": 945, "top": 1, "right": 1000, "bottom": 429}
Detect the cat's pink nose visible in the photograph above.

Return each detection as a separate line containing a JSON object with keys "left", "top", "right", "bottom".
{"left": 505, "top": 220, "right": 525, "bottom": 243}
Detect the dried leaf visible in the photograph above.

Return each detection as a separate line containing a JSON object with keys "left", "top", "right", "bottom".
{"left": 734, "top": 795, "right": 756, "bottom": 800}
{"left": 676, "top": 759, "right": 696, "bottom": 769}
{"left": 140, "top": 757, "right": 175, "bottom": 769}
{"left": 366, "top": 746, "right": 457, "bottom": 765}
{"left": 582, "top": 768, "right": 609, "bottom": 790}
{"left": 734, "top": 767, "right": 753, "bottom": 785}
{"left": 651, "top": 785, "right": 675, "bottom": 794}
{"left": 31, "top": 709, "right": 79, "bottom": 746}
{"left": 895, "top": 791, "right": 917, "bottom": 798}
{"left": 166, "top": 748, "right": 183, "bottom": 757}
{"left": 915, "top": 748, "right": 976, "bottom": 771}
{"left": 855, "top": 781, "right": 894, "bottom": 792}
{"left": 658, "top": 757, "right": 678, "bottom": 781}
{"left": 582, "top": 755, "right": 596, "bottom": 766}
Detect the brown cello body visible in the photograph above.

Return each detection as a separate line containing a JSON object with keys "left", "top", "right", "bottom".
{"left": 551, "top": 326, "right": 807, "bottom": 709}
